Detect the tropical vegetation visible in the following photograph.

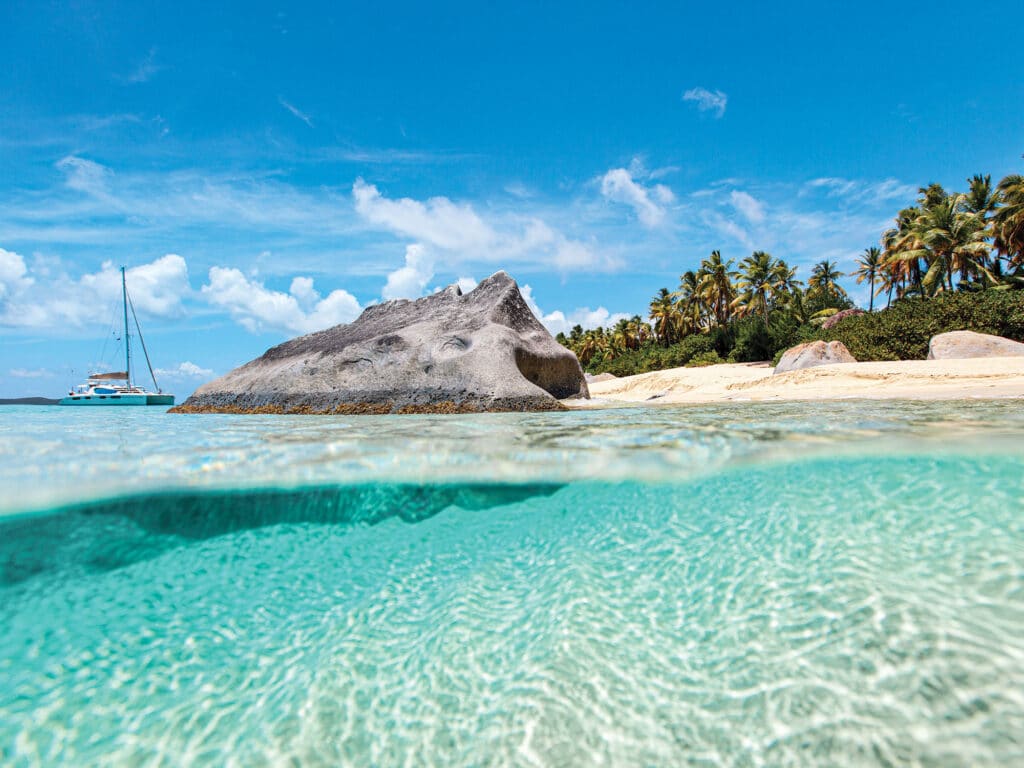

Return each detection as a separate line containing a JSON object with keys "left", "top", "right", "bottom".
{"left": 799, "top": 290, "right": 1024, "bottom": 362}
{"left": 556, "top": 170, "right": 1024, "bottom": 375}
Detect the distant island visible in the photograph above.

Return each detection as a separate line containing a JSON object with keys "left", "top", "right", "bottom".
{"left": 0, "top": 397, "right": 59, "bottom": 406}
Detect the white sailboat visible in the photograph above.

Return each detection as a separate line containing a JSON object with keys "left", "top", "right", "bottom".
{"left": 59, "top": 267, "right": 175, "bottom": 406}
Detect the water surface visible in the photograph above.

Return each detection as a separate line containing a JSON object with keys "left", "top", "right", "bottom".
{"left": 2, "top": 402, "right": 1023, "bottom": 765}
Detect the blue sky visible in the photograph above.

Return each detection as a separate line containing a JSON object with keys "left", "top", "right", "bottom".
{"left": 2, "top": 1, "right": 1023, "bottom": 397}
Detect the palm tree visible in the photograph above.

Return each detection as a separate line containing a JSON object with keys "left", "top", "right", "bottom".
{"left": 966, "top": 174, "right": 998, "bottom": 221}
{"left": 777, "top": 260, "right": 802, "bottom": 293}
{"left": 994, "top": 174, "right": 1024, "bottom": 268}
{"left": 855, "top": 247, "right": 882, "bottom": 311}
{"left": 696, "top": 250, "right": 736, "bottom": 328}
{"left": 883, "top": 206, "right": 925, "bottom": 299}
{"left": 648, "top": 287, "right": 678, "bottom": 346}
{"left": 611, "top": 318, "right": 631, "bottom": 354}
{"left": 808, "top": 259, "right": 848, "bottom": 300}
{"left": 732, "top": 251, "right": 789, "bottom": 323}
{"left": 576, "top": 330, "right": 601, "bottom": 365}
{"left": 911, "top": 192, "right": 989, "bottom": 293}
{"left": 674, "top": 270, "right": 706, "bottom": 334}
{"left": 628, "top": 315, "right": 651, "bottom": 348}
{"left": 920, "top": 182, "right": 948, "bottom": 209}
{"left": 875, "top": 257, "right": 899, "bottom": 308}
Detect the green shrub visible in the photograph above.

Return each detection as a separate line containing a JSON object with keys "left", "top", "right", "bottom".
{"left": 587, "top": 332, "right": 717, "bottom": 376}
{"left": 685, "top": 350, "right": 724, "bottom": 367}
{"left": 728, "top": 317, "right": 774, "bottom": 362}
{"left": 666, "top": 333, "right": 716, "bottom": 365}
{"left": 801, "top": 290, "right": 1024, "bottom": 361}
{"left": 767, "top": 311, "right": 804, "bottom": 358}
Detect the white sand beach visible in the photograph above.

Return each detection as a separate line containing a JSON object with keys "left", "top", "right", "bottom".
{"left": 568, "top": 358, "right": 1024, "bottom": 406}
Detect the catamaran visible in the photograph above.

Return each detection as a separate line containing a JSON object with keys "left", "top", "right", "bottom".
{"left": 59, "top": 267, "right": 175, "bottom": 406}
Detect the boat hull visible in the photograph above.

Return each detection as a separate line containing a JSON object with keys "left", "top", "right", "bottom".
{"left": 58, "top": 394, "right": 174, "bottom": 406}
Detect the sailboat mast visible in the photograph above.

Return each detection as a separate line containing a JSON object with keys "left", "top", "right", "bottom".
{"left": 122, "top": 266, "right": 131, "bottom": 389}
{"left": 128, "top": 292, "right": 161, "bottom": 393}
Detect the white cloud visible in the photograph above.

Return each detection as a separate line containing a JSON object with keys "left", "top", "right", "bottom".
{"left": 0, "top": 251, "right": 189, "bottom": 329}
{"left": 353, "top": 179, "right": 619, "bottom": 277}
{"left": 153, "top": 361, "right": 214, "bottom": 379}
{"left": 600, "top": 165, "right": 675, "bottom": 227}
{"left": 519, "top": 283, "right": 628, "bottom": 335}
{"left": 599, "top": 167, "right": 674, "bottom": 227}
{"left": 648, "top": 165, "right": 681, "bottom": 181}
{"left": 549, "top": 240, "right": 598, "bottom": 270}
{"left": 288, "top": 276, "right": 319, "bottom": 307}
{"left": 382, "top": 244, "right": 435, "bottom": 300}
{"left": 804, "top": 177, "right": 917, "bottom": 205}
{"left": 455, "top": 276, "right": 478, "bottom": 293}
{"left": 536, "top": 306, "right": 632, "bottom": 336}
{"left": 9, "top": 368, "right": 53, "bottom": 378}
{"left": 683, "top": 87, "right": 728, "bottom": 118}
{"left": 519, "top": 283, "right": 544, "bottom": 318}
{"left": 652, "top": 185, "right": 675, "bottom": 204}
{"left": 121, "top": 48, "right": 162, "bottom": 84}
{"left": 201, "top": 267, "right": 362, "bottom": 335}
{"left": 32, "top": 155, "right": 355, "bottom": 243}
{"left": 701, "top": 210, "right": 756, "bottom": 251}
{"left": 504, "top": 182, "right": 533, "bottom": 199}
{"left": 279, "top": 97, "right": 314, "bottom": 128}
{"left": 81, "top": 255, "right": 191, "bottom": 317}
{"left": 0, "top": 249, "right": 363, "bottom": 338}
{"left": 353, "top": 179, "right": 495, "bottom": 252}
{"left": 56, "top": 155, "right": 112, "bottom": 196}
{"left": 688, "top": 181, "right": 895, "bottom": 289}
{"left": 730, "top": 190, "right": 765, "bottom": 224}
{"left": 0, "top": 248, "right": 34, "bottom": 301}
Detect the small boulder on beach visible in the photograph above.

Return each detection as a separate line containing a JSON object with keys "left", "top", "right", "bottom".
{"left": 173, "top": 271, "right": 589, "bottom": 414}
{"left": 774, "top": 340, "right": 857, "bottom": 375}
{"left": 927, "top": 330, "right": 1024, "bottom": 360}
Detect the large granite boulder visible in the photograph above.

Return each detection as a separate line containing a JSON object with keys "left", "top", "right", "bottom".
{"left": 927, "top": 330, "right": 1024, "bottom": 360}
{"left": 821, "top": 308, "right": 865, "bottom": 329}
{"left": 774, "top": 340, "right": 856, "bottom": 375}
{"left": 173, "top": 271, "right": 589, "bottom": 414}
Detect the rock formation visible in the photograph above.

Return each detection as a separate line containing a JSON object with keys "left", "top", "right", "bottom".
{"left": 173, "top": 271, "right": 589, "bottom": 414}
{"left": 927, "top": 330, "right": 1024, "bottom": 360}
{"left": 821, "top": 308, "right": 865, "bottom": 330}
{"left": 774, "top": 340, "right": 857, "bottom": 374}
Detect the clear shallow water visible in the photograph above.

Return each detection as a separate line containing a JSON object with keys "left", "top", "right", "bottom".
{"left": 2, "top": 402, "right": 1024, "bottom": 765}
{"left": 3, "top": 401, "right": 1024, "bottom": 514}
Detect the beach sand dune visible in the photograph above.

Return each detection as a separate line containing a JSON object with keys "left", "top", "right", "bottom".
{"left": 569, "top": 358, "right": 1024, "bottom": 406}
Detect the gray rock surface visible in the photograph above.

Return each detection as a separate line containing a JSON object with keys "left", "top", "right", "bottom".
{"left": 174, "top": 271, "right": 589, "bottom": 414}
{"left": 585, "top": 372, "right": 618, "bottom": 383}
{"left": 927, "top": 330, "right": 1024, "bottom": 360}
{"left": 774, "top": 340, "right": 857, "bottom": 375}
{"left": 821, "top": 308, "right": 866, "bottom": 329}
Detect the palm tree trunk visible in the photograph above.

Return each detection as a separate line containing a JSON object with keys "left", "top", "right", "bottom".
{"left": 869, "top": 275, "right": 875, "bottom": 312}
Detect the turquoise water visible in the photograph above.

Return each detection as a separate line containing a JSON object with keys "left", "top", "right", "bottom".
{"left": 2, "top": 403, "right": 1024, "bottom": 765}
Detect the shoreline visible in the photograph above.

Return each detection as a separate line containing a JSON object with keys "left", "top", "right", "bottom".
{"left": 566, "top": 358, "right": 1024, "bottom": 407}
